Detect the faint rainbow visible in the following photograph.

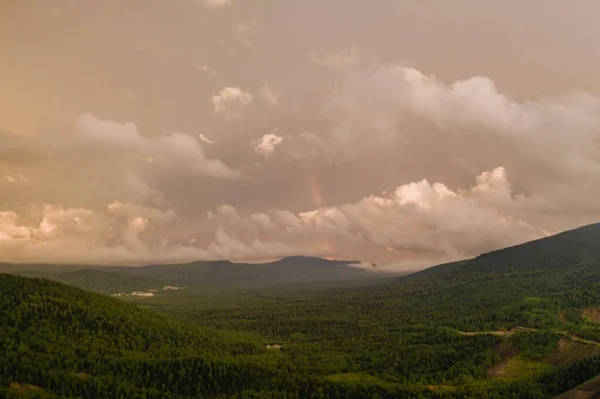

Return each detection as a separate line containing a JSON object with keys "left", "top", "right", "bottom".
{"left": 305, "top": 166, "right": 334, "bottom": 258}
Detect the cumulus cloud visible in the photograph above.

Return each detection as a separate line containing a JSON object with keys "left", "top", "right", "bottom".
{"left": 319, "top": 63, "right": 600, "bottom": 164}
{"left": 5, "top": 46, "right": 600, "bottom": 269}
{"left": 0, "top": 201, "right": 317, "bottom": 265}
{"left": 212, "top": 87, "right": 253, "bottom": 120}
{"left": 301, "top": 167, "right": 544, "bottom": 258}
{"left": 253, "top": 131, "right": 284, "bottom": 157}
{"left": 215, "top": 204, "right": 239, "bottom": 218}
{"left": 76, "top": 113, "right": 240, "bottom": 179}
{"left": 5, "top": 62, "right": 600, "bottom": 269}
{"left": 0, "top": 202, "right": 207, "bottom": 265}
{"left": 202, "top": 167, "right": 552, "bottom": 269}
{"left": 1, "top": 155, "right": 598, "bottom": 269}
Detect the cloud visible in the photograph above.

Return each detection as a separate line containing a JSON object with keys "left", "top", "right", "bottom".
{"left": 76, "top": 113, "right": 240, "bottom": 178}
{"left": 0, "top": 202, "right": 209, "bottom": 265}
{"left": 61, "top": 69, "right": 600, "bottom": 267}
{"left": 203, "top": 167, "right": 550, "bottom": 269}
{"left": 155, "top": 132, "right": 240, "bottom": 178}
{"left": 0, "top": 201, "right": 314, "bottom": 265}
{"left": 198, "top": 134, "right": 215, "bottom": 145}
{"left": 311, "top": 46, "right": 361, "bottom": 69}
{"left": 196, "top": 64, "right": 218, "bottom": 75}
{"left": 299, "top": 61, "right": 600, "bottom": 234}
{"left": 216, "top": 204, "right": 239, "bottom": 218}
{"left": 107, "top": 201, "right": 175, "bottom": 224}
{"left": 283, "top": 132, "right": 335, "bottom": 161}
{"left": 4, "top": 174, "right": 27, "bottom": 183}
{"left": 299, "top": 166, "right": 541, "bottom": 258}
{"left": 253, "top": 131, "right": 284, "bottom": 157}
{"left": 203, "top": 0, "right": 231, "bottom": 8}
{"left": 233, "top": 21, "right": 256, "bottom": 47}
{"left": 206, "top": 228, "right": 297, "bottom": 261}
{"left": 260, "top": 85, "right": 279, "bottom": 107}
{"left": 5, "top": 43, "right": 600, "bottom": 269}
{"left": 212, "top": 87, "right": 253, "bottom": 120}
{"left": 76, "top": 113, "right": 142, "bottom": 147}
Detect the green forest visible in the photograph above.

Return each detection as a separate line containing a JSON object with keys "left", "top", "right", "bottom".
{"left": 4, "top": 224, "right": 600, "bottom": 398}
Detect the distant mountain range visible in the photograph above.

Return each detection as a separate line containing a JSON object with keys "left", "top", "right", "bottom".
{"left": 0, "top": 256, "right": 393, "bottom": 294}
{"left": 4, "top": 223, "right": 600, "bottom": 295}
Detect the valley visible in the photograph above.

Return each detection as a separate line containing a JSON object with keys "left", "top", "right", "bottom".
{"left": 4, "top": 2, "right": 596, "bottom": 397}
{"left": 3, "top": 224, "right": 600, "bottom": 397}
{"left": 0, "top": 256, "right": 391, "bottom": 295}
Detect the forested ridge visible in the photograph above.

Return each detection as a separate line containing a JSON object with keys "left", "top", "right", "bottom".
{"left": 0, "top": 256, "right": 384, "bottom": 295}
{"left": 4, "top": 224, "right": 600, "bottom": 397}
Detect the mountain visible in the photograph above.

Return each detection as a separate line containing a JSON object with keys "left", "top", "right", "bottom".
{"left": 121, "top": 256, "right": 375, "bottom": 286}
{"left": 402, "top": 223, "right": 600, "bottom": 282}
{"left": 0, "top": 256, "right": 387, "bottom": 294}
{"left": 374, "top": 222, "right": 600, "bottom": 333}
{"left": 136, "top": 222, "right": 600, "bottom": 399}
{"left": 5, "top": 223, "right": 600, "bottom": 397}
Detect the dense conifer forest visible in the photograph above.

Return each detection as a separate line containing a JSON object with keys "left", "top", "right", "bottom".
{"left": 4, "top": 224, "right": 600, "bottom": 398}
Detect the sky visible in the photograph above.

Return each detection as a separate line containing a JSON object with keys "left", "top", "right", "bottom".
{"left": 2, "top": 0, "right": 600, "bottom": 269}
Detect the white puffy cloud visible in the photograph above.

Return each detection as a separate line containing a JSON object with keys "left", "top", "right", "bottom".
{"left": 0, "top": 202, "right": 212, "bottom": 265}
{"left": 299, "top": 167, "right": 544, "bottom": 259}
{"left": 203, "top": 167, "right": 551, "bottom": 269}
{"left": 212, "top": 87, "right": 253, "bottom": 120}
{"left": 0, "top": 201, "right": 317, "bottom": 265}
{"left": 319, "top": 63, "right": 600, "bottom": 168}
{"left": 253, "top": 131, "right": 284, "bottom": 157}
{"left": 0, "top": 211, "right": 31, "bottom": 241}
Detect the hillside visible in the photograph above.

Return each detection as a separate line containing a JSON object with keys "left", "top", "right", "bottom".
{"left": 403, "top": 223, "right": 600, "bottom": 282}
{"left": 144, "top": 223, "right": 600, "bottom": 398}
{"left": 0, "top": 273, "right": 279, "bottom": 398}
{"left": 0, "top": 273, "right": 526, "bottom": 399}
{"left": 6, "top": 224, "right": 600, "bottom": 398}
{"left": 0, "top": 256, "right": 384, "bottom": 294}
